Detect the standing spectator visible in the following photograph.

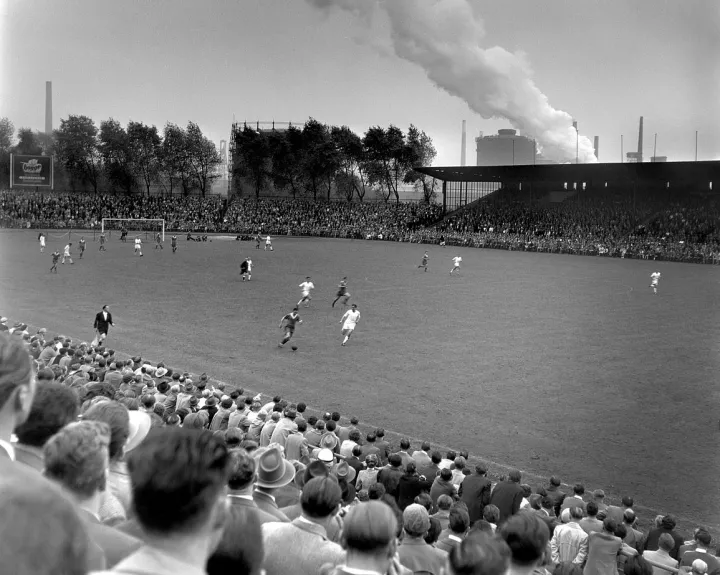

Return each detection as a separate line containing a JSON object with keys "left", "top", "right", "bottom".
{"left": 262, "top": 477, "right": 345, "bottom": 575}
{"left": 93, "top": 427, "right": 232, "bottom": 575}
{"left": 644, "top": 515, "right": 684, "bottom": 560}
{"left": 359, "top": 432, "right": 382, "bottom": 462}
{"left": 490, "top": 469, "right": 525, "bottom": 524}
{"left": 678, "top": 530, "right": 719, "bottom": 575}
{"left": 430, "top": 468, "right": 457, "bottom": 507}
{"left": 397, "top": 462, "right": 433, "bottom": 511}
{"left": 606, "top": 496, "right": 635, "bottom": 526}
{"left": 580, "top": 502, "right": 605, "bottom": 535}
{"left": 43, "top": 420, "right": 141, "bottom": 568}
{"left": 397, "top": 504, "right": 447, "bottom": 575}
{"left": 436, "top": 505, "right": 471, "bottom": 553}
{"left": 356, "top": 454, "right": 380, "bottom": 491}
{"left": 546, "top": 476, "right": 567, "bottom": 516}
{"left": 285, "top": 420, "right": 311, "bottom": 463}
{"left": 623, "top": 510, "right": 646, "bottom": 552}
{"left": 445, "top": 531, "right": 511, "bottom": 575}
{"left": 225, "top": 449, "right": 278, "bottom": 525}
{"left": 592, "top": 490, "right": 609, "bottom": 513}
{"left": 584, "top": 518, "right": 637, "bottom": 575}
{"left": 562, "top": 484, "right": 588, "bottom": 513}
{"left": 432, "top": 495, "right": 454, "bottom": 531}
{"left": 418, "top": 450, "right": 442, "bottom": 481}
{"left": 374, "top": 428, "right": 390, "bottom": 464}
{"left": 459, "top": 463, "right": 492, "bottom": 525}
{"left": 206, "top": 505, "right": 265, "bottom": 575}
{"left": 394, "top": 438, "right": 414, "bottom": 469}
{"left": 269, "top": 404, "right": 299, "bottom": 449}
{"left": 13, "top": 382, "right": 80, "bottom": 473}
{"left": 643, "top": 534, "right": 679, "bottom": 575}
{"left": 252, "top": 446, "right": 296, "bottom": 521}
{"left": 377, "top": 453, "right": 405, "bottom": 502}
{"left": 412, "top": 441, "right": 433, "bottom": 468}
{"left": 550, "top": 506, "right": 588, "bottom": 565}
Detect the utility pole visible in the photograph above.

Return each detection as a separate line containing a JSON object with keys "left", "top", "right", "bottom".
{"left": 621, "top": 135, "right": 624, "bottom": 163}
{"left": 654, "top": 133, "right": 657, "bottom": 159}
{"left": 695, "top": 131, "right": 698, "bottom": 161}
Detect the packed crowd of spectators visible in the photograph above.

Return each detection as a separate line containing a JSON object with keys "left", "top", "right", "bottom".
{"left": 1, "top": 188, "right": 719, "bottom": 263}
{"left": 1, "top": 320, "right": 718, "bottom": 575}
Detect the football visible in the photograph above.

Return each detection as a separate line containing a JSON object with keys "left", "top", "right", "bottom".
{"left": 291, "top": 345, "right": 298, "bottom": 351}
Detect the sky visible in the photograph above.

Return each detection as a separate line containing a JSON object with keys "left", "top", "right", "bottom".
{"left": 1, "top": 0, "right": 719, "bottom": 165}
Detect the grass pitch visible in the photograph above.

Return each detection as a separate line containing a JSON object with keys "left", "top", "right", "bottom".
{"left": 1, "top": 230, "right": 719, "bottom": 531}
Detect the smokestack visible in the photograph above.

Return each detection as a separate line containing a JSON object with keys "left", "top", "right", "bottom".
{"left": 593, "top": 136, "right": 599, "bottom": 161}
{"left": 637, "top": 116, "right": 643, "bottom": 163}
{"left": 45, "top": 81, "right": 53, "bottom": 136}
{"left": 461, "top": 120, "right": 467, "bottom": 166}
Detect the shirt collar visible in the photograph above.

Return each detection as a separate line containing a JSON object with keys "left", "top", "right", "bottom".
{"left": 449, "top": 534, "right": 463, "bottom": 542}
{"left": 341, "top": 567, "right": 384, "bottom": 575}
{"left": 0, "top": 439, "right": 16, "bottom": 461}
{"left": 228, "top": 494, "right": 253, "bottom": 501}
{"left": 113, "top": 545, "right": 206, "bottom": 575}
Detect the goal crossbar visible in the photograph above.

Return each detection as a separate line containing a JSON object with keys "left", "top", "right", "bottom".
{"left": 102, "top": 218, "right": 165, "bottom": 241}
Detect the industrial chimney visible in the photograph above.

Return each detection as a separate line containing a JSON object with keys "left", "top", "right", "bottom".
{"left": 45, "top": 81, "right": 53, "bottom": 136}
{"left": 637, "top": 116, "right": 643, "bottom": 163}
{"left": 461, "top": 120, "right": 467, "bottom": 166}
{"left": 593, "top": 136, "right": 599, "bottom": 161}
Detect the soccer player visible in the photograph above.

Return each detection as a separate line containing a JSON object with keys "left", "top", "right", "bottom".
{"left": 155, "top": 232, "right": 163, "bottom": 249}
{"left": 120, "top": 226, "right": 128, "bottom": 242}
{"left": 278, "top": 307, "right": 302, "bottom": 348}
{"left": 418, "top": 251, "right": 429, "bottom": 272}
{"left": 265, "top": 235, "right": 273, "bottom": 251}
{"left": 38, "top": 232, "right": 46, "bottom": 253}
{"left": 134, "top": 236, "right": 143, "bottom": 257}
{"left": 171, "top": 235, "right": 178, "bottom": 253}
{"left": 62, "top": 243, "right": 74, "bottom": 265}
{"left": 339, "top": 303, "right": 361, "bottom": 346}
{"left": 78, "top": 237, "right": 86, "bottom": 259}
{"left": 439, "top": 235, "right": 446, "bottom": 247}
{"left": 298, "top": 277, "right": 315, "bottom": 308}
{"left": 50, "top": 249, "right": 60, "bottom": 273}
{"left": 255, "top": 233, "right": 261, "bottom": 249}
{"left": 99, "top": 232, "right": 107, "bottom": 251}
{"left": 332, "top": 277, "right": 351, "bottom": 308}
{"left": 649, "top": 271, "right": 661, "bottom": 294}
{"left": 450, "top": 254, "right": 462, "bottom": 275}
{"left": 240, "top": 257, "right": 252, "bottom": 281}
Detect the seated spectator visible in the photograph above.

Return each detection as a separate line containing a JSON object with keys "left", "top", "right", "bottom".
{"left": 226, "top": 448, "right": 279, "bottom": 525}
{"left": 252, "top": 445, "right": 296, "bottom": 522}
{"left": 262, "top": 476, "right": 345, "bottom": 575}
{"left": 43, "top": 420, "right": 141, "bottom": 568}
{"left": 206, "top": 505, "right": 265, "bottom": 575}
{"left": 432, "top": 495, "right": 454, "bottom": 531}
{"left": 397, "top": 503, "right": 447, "bottom": 574}
{"left": 644, "top": 515, "right": 684, "bottom": 560}
{"left": 92, "top": 427, "right": 232, "bottom": 574}
{"left": 499, "top": 512, "right": 550, "bottom": 575}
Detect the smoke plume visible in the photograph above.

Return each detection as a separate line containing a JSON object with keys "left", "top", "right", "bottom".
{"left": 306, "top": 0, "right": 598, "bottom": 164}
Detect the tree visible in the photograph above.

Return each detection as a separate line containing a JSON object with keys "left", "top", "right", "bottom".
{"left": 128, "top": 121, "right": 161, "bottom": 195}
{"left": 300, "top": 118, "right": 338, "bottom": 200}
{"left": 159, "top": 123, "right": 188, "bottom": 195}
{"left": 268, "top": 126, "right": 305, "bottom": 198}
{"left": 185, "top": 122, "right": 221, "bottom": 197}
{"left": 55, "top": 115, "right": 102, "bottom": 193}
{"left": 364, "top": 126, "right": 408, "bottom": 203}
{"left": 0, "top": 117, "right": 13, "bottom": 186}
{"left": 403, "top": 125, "right": 438, "bottom": 204}
{"left": 232, "top": 126, "right": 270, "bottom": 199}
{"left": 331, "top": 125, "right": 372, "bottom": 202}
{"left": 14, "top": 128, "right": 43, "bottom": 155}
{"left": 99, "top": 119, "right": 134, "bottom": 193}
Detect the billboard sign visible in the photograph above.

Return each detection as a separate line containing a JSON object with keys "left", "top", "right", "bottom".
{"left": 10, "top": 154, "right": 54, "bottom": 188}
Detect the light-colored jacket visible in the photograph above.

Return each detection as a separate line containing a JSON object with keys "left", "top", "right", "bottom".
{"left": 262, "top": 517, "right": 345, "bottom": 575}
{"left": 551, "top": 521, "right": 589, "bottom": 564}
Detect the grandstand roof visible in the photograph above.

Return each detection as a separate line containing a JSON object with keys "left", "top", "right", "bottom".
{"left": 416, "top": 160, "right": 720, "bottom": 183}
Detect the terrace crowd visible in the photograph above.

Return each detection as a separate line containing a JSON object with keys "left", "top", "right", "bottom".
{"left": 1, "top": 189, "right": 719, "bottom": 263}
{"left": 1, "top": 320, "right": 718, "bottom": 575}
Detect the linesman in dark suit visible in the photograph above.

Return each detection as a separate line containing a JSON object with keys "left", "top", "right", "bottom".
{"left": 93, "top": 305, "right": 115, "bottom": 345}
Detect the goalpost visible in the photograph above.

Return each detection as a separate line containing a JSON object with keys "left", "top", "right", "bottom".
{"left": 101, "top": 218, "right": 165, "bottom": 241}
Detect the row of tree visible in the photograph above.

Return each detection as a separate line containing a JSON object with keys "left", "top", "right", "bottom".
{"left": 232, "top": 119, "right": 438, "bottom": 203}
{"left": 0, "top": 116, "right": 222, "bottom": 196}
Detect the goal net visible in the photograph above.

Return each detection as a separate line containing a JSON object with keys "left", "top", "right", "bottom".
{"left": 101, "top": 218, "right": 165, "bottom": 241}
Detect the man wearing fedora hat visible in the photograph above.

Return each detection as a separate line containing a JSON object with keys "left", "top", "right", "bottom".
{"left": 262, "top": 477, "right": 346, "bottom": 575}
{"left": 226, "top": 449, "right": 278, "bottom": 525}
{"left": 253, "top": 446, "right": 296, "bottom": 522}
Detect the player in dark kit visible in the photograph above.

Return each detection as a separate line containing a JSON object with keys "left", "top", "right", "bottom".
{"left": 155, "top": 233, "right": 163, "bottom": 249}
{"left": 120, "top": 227, "right": 128, "bottom": 242}
{"left": 278, "top": 307, "right": 302, "bottom": 348}
{"left": 240, "top": 258, "right": 250, "bottom": 281}
{"left": 417, "top": 251, "right": 429, "bottom": 272}
{"left": 50, "top": 250, "right": 60, "bottom": 273}
{"left": 332, "top": 277, "right": 351, "bottom": 308}
{"left": 99, "top": 233, "right": 107, "bottom": 251}
{"left": 255, "top": 234, "right": 261, "bottom": 249}
{"left": 171, "top": 235, "right": 177, "bottom": 253}
{"left": 78, "top": 237, "right": 86, "bottom": 258}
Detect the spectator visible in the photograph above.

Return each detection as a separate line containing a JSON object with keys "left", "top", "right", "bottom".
{"left": 593, "top": 490, "right": 609, "bottom": 513}
{"left": 546, "top": 476, "right": 567, "bottom": 516}
{"left": 356, "top": 454, "right": 380, "bottom": 491}
{"left": 643, "top": 533, "right": 679, "bottom": 575}
{"left": 432, "top": 494, "right": 454, "bottom": 531}
{"left": 623, "top": 510, "right": 646, "bottom": 552}
{"left": 374, "top": 428, "right": 390, "bottom": 463}
{"left": 580, "top": 502, "right": 605, "bottom": 535}
{"left": 394, "top": 438, "right": 413, "bottom": 469}
{"left": 252, "top": 446, "right": 296, "bottom": 522}
{"left": 678, "top": 530, "right": 719, "bottom": 575}
{"left": 490, "top": 469, "right": 525, "bottom": 524}
{"left": 430, "top": 467, "right": 457, "bottom": 507}
{"left": 623, "top": 556, "right": 654, "bottom": 575}
{"left": 377, "top": 453, "right": 405, "bottom": 502}
{"left": 445, "top": 531, "right": 512, "bottom": 575}
{"left": 346, "top": 444, "right": 365, "bottom": 485}
{"left": 262, "top": 476, "right": 345, "bottom": 575}
{"left": 340, "top": 428, "right": 362, "bottom": 459}
{"left": 285, "top": 419, "right": 311, "bottom": 463}
{"left": 206, "top": 505, "right": 265, "bottom": 575}
{"left": 13, "top": 382, "right": 79, "bottom": 472}
{"left": 585, "top": 518, "right": 637, "bottom": 575}
{"left": 226, "top": 448, "right": 279, "bottom": 525}
{"left": 550, "top": 506, "right": 588, "bottom": 565}
{"left": 644, "top": 515, "right": 684, "bottom": 560}
{"left": 43, "top": 420, "right": 141, "bottom": 568}
{"left": 436, "top": 505, "right": 471, "bottom": 553}
{"left": 359, "top": 432, "right": 382, "bottom": 462}
{"left": 269, "top": 404, "right": 299, "bottom": 449}
{"left": 499, "top": 512, "right": 550, "bottom": 575}
{"left": 606, "top": 496, "right": 635, "bottom": 526}
{"left": 418, "top": 450, "right": 442, "bottom": 481}
{"left": 412, "top": 441, "right": 433, "bottom": 468}
{"left": 397, "top": 461, "right": 433, "bottom": 511}
{"left": 482, "top": 504, "right": 500, "bottom": 533}
{"left": 459, "top": 462, "right": 492, "bottom": 525}
{"left": 397, "top": 503, "right": 447, "bottom": 575}
{"left": 562, "top": 484, "right": 588, "bottom": 513}
{"left": 425, "top": 516, "right": 444, "bottom": 547}
{"left": 93, "top": 427, "right": 232, "bottom": 574}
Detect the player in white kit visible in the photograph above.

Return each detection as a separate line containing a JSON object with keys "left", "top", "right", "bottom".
{"left": 450, "top": 255, "right": 462, "bottom": 275}
{"left": 134, "top": 237, "right": 143, "bottom": 257}
{"left": 649, "top": 271, "right": 661, "bottom": 294}
{"left": 265, "top": 235, "right": 273, "bottom": 251}
{"left": 62, "top": 243, "right": 74, "bottom": 264}
{"left": 38, "top": 233, "right": 46, "bottom": 252}
{"left": 340, "top": 303, "right": 361, "bottom": 346}
{"left": 298, "top": 277, "right": 315, "bottom": 307}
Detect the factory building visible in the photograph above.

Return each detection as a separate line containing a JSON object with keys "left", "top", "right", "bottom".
{"left": 475, "top": 129, "right": 553, "bottom": 166}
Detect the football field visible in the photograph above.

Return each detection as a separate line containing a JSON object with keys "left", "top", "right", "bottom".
{"left": 1, "top": 229, "right": 719, "bottom": 532}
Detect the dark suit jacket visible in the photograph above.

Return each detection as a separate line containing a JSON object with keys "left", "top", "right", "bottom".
{"left": 227, "top": 494, "right": 278, "bottom": 525}
{"left": 458, "top": 474, "right": 492, "bottom": 523}
{"left": 94, "top": 312, "right": 114, "bottom": 334}
{"left": 82, "top": 510, "right": 142, "bottom": 568}
{"left": 490, "top": 480, "right": 524, "bottom": 524}
{"left": 644, "top": 527, "right": 684, "bottom": 560}
{"left": 253, "top": 489, "right": 290, "bottom": 522}
{"left": 397, "top": 474, "right": 433, "bottom": 510}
